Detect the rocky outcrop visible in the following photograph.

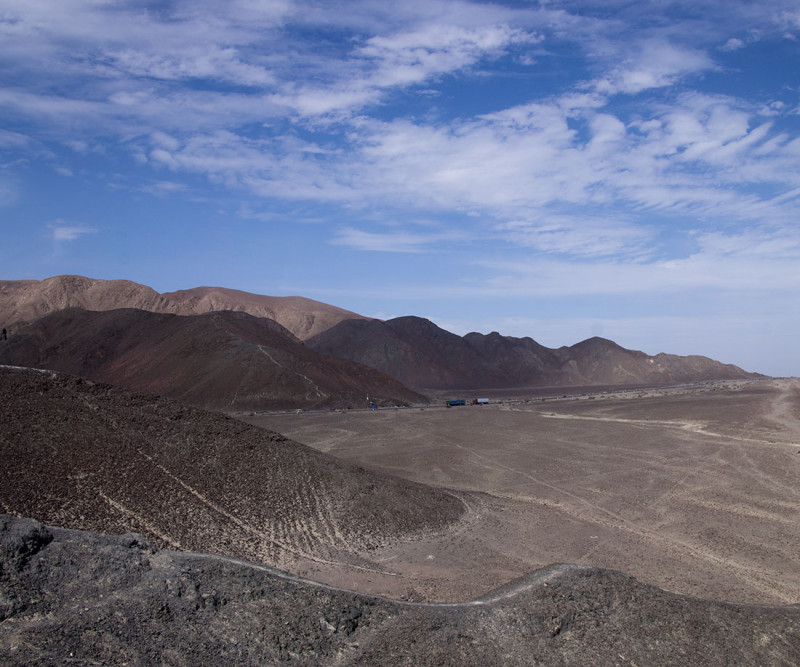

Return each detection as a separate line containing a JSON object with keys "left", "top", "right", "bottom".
{"left": 2, "top": 514, "right": 798, "bottom": 665}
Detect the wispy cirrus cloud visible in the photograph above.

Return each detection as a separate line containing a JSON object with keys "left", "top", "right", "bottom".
{"left": 48, "top": 222, "right": 97, "bottom": 242}
{"left": 137, "top": 81, "right": 800, "bottom": 263}
{"left": 721, "top": 37, "right": 745, "bottom": 51}
{"left": 591, "top": 40, "right": 715, "bottom": 95}
{"left": 496, "top": 215, "right": 652, "bottom": 259}
{"left": 0, "top": 0, "right": 542, "bottom": 133}
{"left": 357, "top": 23, "right": 539, "bottom": 86}
{"left": 268, "top": 22, "right": 541, "bottom": 118}
{"left": 331, "top": 226, "right": 461, "bottom": 253}
{"left": 476, "top": 228, "right": 800, "bottom": 298}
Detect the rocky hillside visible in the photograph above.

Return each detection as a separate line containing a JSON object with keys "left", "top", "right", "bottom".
{"left": 2, "top": 515, "right": 798, "bottom": 665}
{"left": 308, "top": 316, "right": 760, "bottom": 391}
{"left": 0, "top": 275, "right": 369, "bottom": 340}
{"left": 309, "top": 316, "right": 498, "bottom": 390}
{"left": 0, "top": 308, "right": 424, "bottom": 410}
{"left": 0, "top": 365, "right": 460, "bottom": 571}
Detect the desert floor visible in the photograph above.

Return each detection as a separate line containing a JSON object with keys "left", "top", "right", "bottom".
{"left": 242, "top": 379, "right": 800, "bottom": 605}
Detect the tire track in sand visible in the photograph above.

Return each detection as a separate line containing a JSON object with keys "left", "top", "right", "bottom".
{"left": 133, "top": 448, "right": 396, "bottom": 576}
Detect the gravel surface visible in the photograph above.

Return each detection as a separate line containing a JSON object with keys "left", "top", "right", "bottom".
{"left": 246, "top": 379, "right": 800, "bottom": 604}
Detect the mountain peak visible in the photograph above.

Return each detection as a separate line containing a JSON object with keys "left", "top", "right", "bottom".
{"left": 0, "top": 275, "right": 370, "bottom": 341}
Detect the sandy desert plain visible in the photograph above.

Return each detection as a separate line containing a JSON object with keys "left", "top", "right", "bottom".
{"left": 241, "top": 378, "right": 800, "bottom": 606}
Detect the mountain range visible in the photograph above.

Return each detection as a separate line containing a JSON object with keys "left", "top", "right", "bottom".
{"left": 307, "top": 316, "right": 756, "bottom": 390}
{"left": 0, "top": 275, "right": 761, "bottom": 409}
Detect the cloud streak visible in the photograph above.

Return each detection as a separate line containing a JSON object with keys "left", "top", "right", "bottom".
{"left": 48, "top": 223, "right": 97, "bottom": 242}
{"left": 331, "top": 226, "right": 461, "bottom": 253}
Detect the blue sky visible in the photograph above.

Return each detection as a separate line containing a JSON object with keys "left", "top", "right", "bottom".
{"left": 1, "top": 0, "right": 799, "bottom": 376}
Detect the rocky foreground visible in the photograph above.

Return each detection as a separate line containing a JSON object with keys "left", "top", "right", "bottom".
{"left": 2, "top": 514, "right": 799, "bottom": 665}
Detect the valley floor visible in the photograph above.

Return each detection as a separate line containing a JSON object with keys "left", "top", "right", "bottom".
{"left": 243, "top": 378, "right": 800, "bottom": 604}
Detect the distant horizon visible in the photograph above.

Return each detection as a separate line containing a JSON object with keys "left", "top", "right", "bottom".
{"left": 2, "top": 2, "right": 799, "bottom": 377}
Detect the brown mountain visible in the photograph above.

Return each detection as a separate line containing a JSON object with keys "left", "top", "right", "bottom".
{"left": 307, "top": 316, "right": 501, "bottom": 390}
{"left": 551, "top": 335, "right": 758, "bottom": 386}
{"left": 0, "top": 308, "right": 424, "bottom": 410}
{"left": 308, "top": 316, "right": 760, "bottom": 391}
{"left": 0, "top": 365, "right": 461, "bottom": 572}
{"left": 0, "top": 275, "right": 369, "bottom": 340}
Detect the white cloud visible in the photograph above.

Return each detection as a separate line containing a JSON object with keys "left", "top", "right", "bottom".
{"left": 777, "top": 9, "right": 800, "bottom": 34}
{"left": 348, "top": 90, "right": 800, "bottom": 226}
{"left": 0, "top": 0, "right": 547, "bottom": 133}
{"left": 692, "top": 227, "right": 800, "bottom": 259}
{"left": 48, "top": 223, "right": 97, "bottom": 241}
{"left": 721, "top": 37, "right": 745, "bottom": 51}
{"left": 271, "top": 87, "right": 378, "bottom": 118}
{"left": 266, "top": 21, "right": 541, "bottom": 119}
{"left": 0, "top": 129, "right": 32, "bottom": 148}
{"left": 592, "top": 41, "right": 714, "bottom": 95}
{"left": 496, "top": 214, "right": 651, "bottom": 258}
{"left": 125, "top": 81, "right": 800, "bottom": 265}
{"left": 0, "top": 0, "right": 290, "bottom": 80}
{"left": 107, "top": 46, "right": 276, "bottom": 87}
{"left": 476, "top": 243, "right": 800, "bottom": 298}
{"left": 330, "top": 226, "right": 460, "bottom": 253}
{"left": 0, "top": 89, "right": 107, "bottom": 124}
{"left": 145, "top": 130, "right": 362, "bottom": 201}
{"left": 357, "top": 23, "right": 538, "bottom": 87}
{"left": 352, "top": 112, "right": 588, "bottom": 210}
{"left": 141, "top": 180, "right": 189, "bottom": 196}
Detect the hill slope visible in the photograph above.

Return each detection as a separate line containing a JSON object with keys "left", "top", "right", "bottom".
{"left": 2, "top": 515, "right": 799, "bottom": 665}
{"left": 308, "top": 317, "right": 760, "bottom": 391}
{"left": 0, "top": 366, "right": 460, "bottom": 573}
{"left": 307, "top": 316, "right": 501, "bottom": 390}
{"left": 0, "top": 275, "right": 369, "bottom": 340}
{"left": 0, "top": 308, "right": 424, "bottom": 410}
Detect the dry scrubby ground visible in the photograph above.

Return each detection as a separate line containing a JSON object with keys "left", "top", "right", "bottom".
{"left": 244, "top": 379, "right": 800, "bottom": 604}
